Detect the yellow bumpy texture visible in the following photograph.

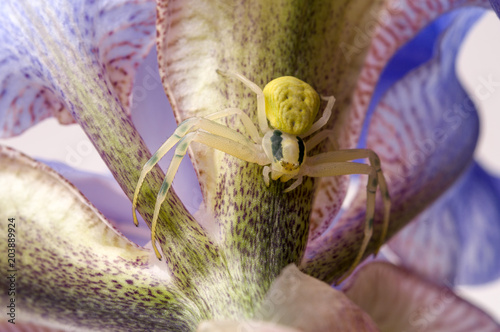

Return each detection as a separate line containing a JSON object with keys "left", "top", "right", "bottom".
{"left": 263, "top": 76, "right": 320, "bottom": 135}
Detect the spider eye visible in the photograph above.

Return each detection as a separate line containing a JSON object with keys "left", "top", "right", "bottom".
{"left": 280, "top": 160, "right": 300, "bottom": 171}
{"left": 263, "top": 76, "right": 320, "bottom": 135}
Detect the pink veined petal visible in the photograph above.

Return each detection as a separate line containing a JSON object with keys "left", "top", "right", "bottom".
{"left": 0, "top": 0, "right": 155, "bottom": 138}
{"left": 345, "top": 0, "right": 491, "bottom": 149}
{"left": 343, "top": 262, "right": 500, "bottom": 331}
{"left": 310, "top": 0, "right": 492, "bottom": 238}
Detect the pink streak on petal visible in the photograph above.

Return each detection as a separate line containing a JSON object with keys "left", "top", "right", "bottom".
{"left": 345, "top": 0, "right": 490, "bottom": 149}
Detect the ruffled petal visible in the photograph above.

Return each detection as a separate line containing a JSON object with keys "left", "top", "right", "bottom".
{"left": 311, "top": 0, "right": 491, "bottom": 231}
{"left": 344, "top": 262, "right": 500, "bottom": 331}
{"left": 0, "top": 146, "right": 198, "bottom": 331}
{"left": 388, "top": 162, "right": 500, "bottom": 285}
{"left": 303, "top": 8, "right": 487, "bottom": 282}
{"left": 0, "top": 0, "right": 156, "bottom": 137}
{"left": 345, "top": 0, "right": 491, "bottom": 148}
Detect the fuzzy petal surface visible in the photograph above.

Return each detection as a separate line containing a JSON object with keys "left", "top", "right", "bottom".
{"left": 0, "top": 146, "right": 200, "bottom": 331}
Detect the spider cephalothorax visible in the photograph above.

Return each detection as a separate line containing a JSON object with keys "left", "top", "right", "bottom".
{"left": 132, "top": 70, "right": 391, "bottom": 281}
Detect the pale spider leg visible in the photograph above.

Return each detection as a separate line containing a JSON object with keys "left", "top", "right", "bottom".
{"left": 302, "top": 158, "right": 379, "bottom": 284}
{"left": 132, "top": 116, "right": 263, "bottom": 226}
{"left": 217, "top": 69, "right": 269, "bottom": 134}
{"left": 206, "top": 108, "right": 262, "bottom": 144}
{"left": 300, "top": 95, "right": 335, "bottom": 138}
{"left": 308, "top": 149, "right": 391, "bottom": 255}
{"left": 305, "top": 129, "right": 339, "bottom": 151}
{"left": 150, "top": 130, "right": 268, "bottom": 259}
{"left": 283, "top": 176, "right": 303, "bottom": 192}
{"left": 263, "top": 165, "right": 272, "bottom": 186}
{"left": 306, "top": 132, "right": 391, "bottom": 249}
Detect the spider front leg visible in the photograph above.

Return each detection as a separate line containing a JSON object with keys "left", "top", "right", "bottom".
{"left": 300, "top": 95, "right": 336, "bottom": 138}
{"left": 132, "top": 108, "right": 262, "bottom": 226}
{"left": 303, "top": 149, "right": 391, "bottom": 282}
{"left": 147, "top": 130, "right": 267, "bottom": 259}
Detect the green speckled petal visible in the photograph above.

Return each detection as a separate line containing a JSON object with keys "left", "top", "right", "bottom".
{"left": 156, "top": 0, "right": 385, "bottom": 289}
{"left": 0, "top": 146, "right": 199, "bottom": 331}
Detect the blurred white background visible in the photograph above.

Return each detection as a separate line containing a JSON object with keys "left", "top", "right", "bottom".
{"left": 456, "top": 11, "right": 500, "bottom": 322}
{"left": 1, "top": 8, "right": 499, "bottom": 323}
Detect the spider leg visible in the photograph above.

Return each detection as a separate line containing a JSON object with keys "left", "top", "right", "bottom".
{"left": 305, "top": 129, "right": 339, "bottom": 151}
{"left": 301, "top": 95, "right": 335, "bottom": 137}
{"left": 283, "top": 176, "right": 303, "bottom": 192}
{"left": 132, "top": 112, "right": 263, "bottom": 227}
{"left": 308, "top": 150, "right": 391, "bottom": 253}
{"left": 263, "top": 165, "right": 271, "bottom": 186}
{"left": 217, "top": 69, "right": 269, "bottom": 134}
{"left": 150, "top": 130, "right": 267, "bottom": 259}
{"left": 206, "top": 108, "right": 262, "bottom": 144}
{"left": 303, "top": 150, "right": 390, "bottom": 283}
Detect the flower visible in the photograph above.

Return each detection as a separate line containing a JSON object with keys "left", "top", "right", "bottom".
{"left": 1, "top": 0, "right": 500, "bottom": 331}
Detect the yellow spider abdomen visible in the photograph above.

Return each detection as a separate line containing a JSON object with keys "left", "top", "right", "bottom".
{"left": 263, "top": 76, "right": 320, "bottom": 135}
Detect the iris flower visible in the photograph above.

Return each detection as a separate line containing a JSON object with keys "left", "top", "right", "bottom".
{"left": 1, "top": 0, "right": 500, "bottom": 331}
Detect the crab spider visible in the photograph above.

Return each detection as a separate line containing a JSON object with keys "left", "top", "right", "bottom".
{"left": 132, "top": 70, "right": 391, "bottom": 281}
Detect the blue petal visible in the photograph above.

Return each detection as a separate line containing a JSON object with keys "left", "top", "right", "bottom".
{"left": 456, "top": 163, "right": 500, "bottom": 284}
{"left": 0, "top": 0, "right": 155, "bottom": 138}
{"left": 388, "top": 162, "right": 500, "bottom": 285}
{"left": 377, "top": 8, "right": 500, "bottom": 285}
{"left": 490, "top": 0, "right": 500, "bottom": 17}
{"left": 363, "top": 8, "right": 485, "bottom": 234}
